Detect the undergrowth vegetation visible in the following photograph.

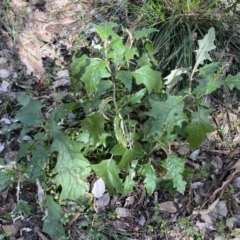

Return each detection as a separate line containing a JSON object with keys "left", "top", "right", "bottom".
{"left": 1, "top": 0, "right": 240, "bottom": 239}
{"left": 130, "top": 0, "right": 240, "bottom": 75}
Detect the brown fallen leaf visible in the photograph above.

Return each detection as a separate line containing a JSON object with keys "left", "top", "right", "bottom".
{"left": 0, "top": 188, "right": 8, "bottom": 203}
{"left": 231, "top": 159, "right": 240, "bottom": 170}
{"left": 232, "top": 198, "right": 240, "bottom": 215}
{"left": 124, "top": 195, "right": 135, "bottom": 207}
{"left": 233, "top": 133, "right": 240, "bottom": 142}
{"left": 2, "top": 224, "right": 18, "bottom": 236}
{"left": 201, "top": 213, "right": 213, "bottom": 225}
{"left": 69, "top": 212, "right": 82, "bottom": 226}
{"left": 199, "top": 198, "right": 219, "bottom": 215}
{"left": 211, "top": 156, "right": 223, "bottom": 170}
{"left": 110, "top": 195, "right": 119, "bottom": 209}
{"left": 34, "top": 227, "right": 48, "bottom": 240}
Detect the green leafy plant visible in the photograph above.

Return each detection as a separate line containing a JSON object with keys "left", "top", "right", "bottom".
{"left": 70, "top": 22, "right": 190, "bottom": 194}
{"left": 0, "top": 232, "right": 11, "bottom": 240}
{"left": 178, "top": 216, "right": 202, "bottom": 239}
{"left": 1, "top": 21, "right": 240, "bottom": 239}
{"left": 1, "top": 22, "right": 239, "bottom": 201}
{"left": 43, "top": 195, "right": 66, "bottom": 240}
{"left": 70, "top": 23, "right": 240, "bottom": 198}
{"left": 151, "top": 204, "right": 169, "bottom": 237}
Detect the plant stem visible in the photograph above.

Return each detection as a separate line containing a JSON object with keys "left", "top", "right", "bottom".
{"left": 112, "top": 79, "right": 119, "bottom": 114}
{"left": 107, "top": 64, "right": 119, "bottom": 114}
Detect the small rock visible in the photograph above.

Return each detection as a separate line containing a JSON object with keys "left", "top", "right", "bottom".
{"left": 235, "top": 216, "right": 240, "bottom": 227}
{"left": 212, "top": 156, "right": 223, "bottom": 170}
{"left": 159, "top": 201, "right": 177, "bottom": 214}
{"left": 0, "top": 143, "right": 4, "bottom": 153}
{"left": 13, "top": 72, "right": 18, "bottom": 78}
{"left": 196, "top": 221, "right": 208, "bottom": 234}
{"left": 138, "top": 215, "right": 146, "bottom": 226}
{"left": 205, "top": 222, "right": 216, "bottom": 231}
{"left": 115, "top": 207, "right": 131, "bottom": 218}
{"left": 0, "top": 80, "right": 10, "bottom": 91}
{"left": 53, "top": 79, "right": 70, "bottom": 88}
{"left": 144, "top": 237, "right": 152, "bottom": 240}
{"left": 76, "top": 4, "right": 83, "bottom": 11}
{"left": 233, "top": 177, "right": 240, "bottom": 188}
{"left": 0, "top": 69, "right": 10, "bottom": 79}
{"left": 191, "top": 182, "right": 204, "bottom": 189}
{"left": 213, "top": 200, "right": 228, "bottom": 217}
{"left": 192, "top": 210, "right": 199, "bottom": 216}
{"left": 214, "top": 237, "right": 225, "bottom": 240}
{"left": 189, "top": 149, "right": 200, "bottom": 161}
{"left": 194, "top": 192, "right": 202, "bottom": 205}
{"left": 0, "top": 57, "right": 7, "bottom": 65}
{"left": 26, "top": 5, "right": 36, "bottom": 13}
{"left": 56, "top": 70, "right": 69, "bottom": 78}
{"left": 94, "top": 13, "right": 103, "bottom": 20}
{"left": 95, "top": 193, "right": 110, "bottom": 209}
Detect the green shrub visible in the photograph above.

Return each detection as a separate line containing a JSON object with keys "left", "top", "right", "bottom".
{"left": 1, "top": 22, "right": 240, "bottom": 239}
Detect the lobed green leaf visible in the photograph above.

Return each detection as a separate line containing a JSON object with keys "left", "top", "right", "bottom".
{"left": 51, "top": 133, "right": 91, "bottom": 200}
{"left": 141, "top": 163, "right": 157, "bottom": 195}
{"left": 132, "top": 65, "right": 162, "bottom": 93}
{"left": 195, "top": 27, "right": 216, "bottom": 68}
{"left": 117, "top": 143, "right": 144, "bottom": 169}
{"left": 134, "top": 28, "right": 158, "bottom": 41}
{"left": 161, "top": 155, "right": 187, "bottom": 194}
{"left": 116, "top": 70, "right": 133, "bottom": 91}
{"left": 145, "top": 95, "right": 184, "bottom": 136}
{"left": 81, "top": 112, "right": 106, "bottom": 144}
{"left": 92, "top": 159, "right": 123, "bottom": 195}
{"left": 224, "top": 72, "right": 240, "bottom": 90}
{"left": 186, "top": 107, "right": 214, "bottom": 149}
{"left": 198, "top": 62, "right": 223, "bottom": 94}
{"left": 81, "top": 59, "right": 111, "bottom": 95}
{"left": 164, "top": 68, "right": 188, "bottom": 90}
{"left": 94, "top": 22, "right": 118, "bottom": 42}
{"left": 16, "top": 99, "right": 43, "bottom": 126}
{"left": 42, "top": 195, "right": 66, "bottom": 240}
